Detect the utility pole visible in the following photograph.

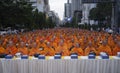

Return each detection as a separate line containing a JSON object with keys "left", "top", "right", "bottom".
{"left": 68, "top": 0, "right": 70, "bottom": 3}
{"left": 111, "top": 0, "right": 118, "bottom": 32}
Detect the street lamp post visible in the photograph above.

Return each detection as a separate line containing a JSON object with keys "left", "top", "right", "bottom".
{"left": 111, "top": 0, "right": 118, "bottom": 32}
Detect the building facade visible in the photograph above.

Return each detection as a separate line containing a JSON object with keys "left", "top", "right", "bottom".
{"left": 81, "top": 4, "right": 97, "bottom": 25}
{"left": 29, "top": 0, "right": 50, "bottom": 13}
{"left": 70, "top": 0, "right": 96, "bottom": 24}
{"left": 117, "top": 0, "right": 120, "bottom": 26}
{"left": 71, "top": 0, "right": 82, "bottom": 16}
{"left": 48, "top": 11, "right": 60, "bottom": 26}
{"left": 64, "top": 3, "right": 72, "bottom": 18}
{"left": 64, "top": 0, "right": 97, "bottom": 24}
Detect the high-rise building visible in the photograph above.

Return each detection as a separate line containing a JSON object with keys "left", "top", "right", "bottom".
{"left": 69, "top": 0, "right": 83, "bottom": 23}
{"left": 48, "top": 11, "right": 60, "bottom": 26}
{"left": 29, "top": 0, "right": 50, "bottom": 13}
{"left": 81, "top": 4, "right": 97, "bottom": 25}
{"left": 71, "top": 0, "right": 82, "bottom": 16}
{"left": 44, "top": 0, "right": 50, "bottom": 13}
{"left": 116, "top": 0, "right": 120, "bottom": 33}
{"left": 117, "top": 0, "right": 120, "bottom": 26}
{"left": 64, "top": 0, "right": 72, "bottom": 18}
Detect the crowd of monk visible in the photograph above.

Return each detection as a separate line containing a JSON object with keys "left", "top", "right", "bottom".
{"left": 0, "top": 28, "right": 120, "bottom": 56}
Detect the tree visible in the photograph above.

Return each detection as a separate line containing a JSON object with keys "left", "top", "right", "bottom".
{"left": 46, "top": 17, "right": 55, "bottom": 28}
{"left": 0, "top": 0, "right": 55, "bottom": 30}
{"left": 89, "top": 2, "right": 112, "bottom": 28}
{"left": 0, "top": 0, "right": 33, "bottom": 29}
{"left": 89, "top": 8, "right": 98, "bottom": 21}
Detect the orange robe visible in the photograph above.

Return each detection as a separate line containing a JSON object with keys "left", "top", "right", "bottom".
{"left": 46, "top": 47, "right": 55, "bottom": 56}
{"left": 62, "top": 49, "right": 70, "bottom": 56}
{"left": 98, "top": 45, "right": 112, "bottom": 55}
{"left": 39, "top": 47, "right": 48, "bottom": 56}
{"left": 61, "top": 44, "right": 70, "bottom": 56}
{"left": 67, "top": 42, "right": 73, "bottom": 50}
{"left": 112, "top": 46, "right": 120, "bottom": 56}
{"left": 39, "top": 43, "right": 46, "bottom": 48}
{"left": 55, "top": 43, "right": 69, "bottom": 56}
{"left": 108, "top": 37, "right": 115, "bottom": 48}
{"left": 6, "top": 46, "right": 18, "bottom": 55}
{"left": 19, "top": 47, "right": 28, "bottom": 55}
{"left": 29, "top": 48, "right": 41, "bottom": 56}
{"left": 51, "top": 42, "right": 58, "bottom": 50}
{"left": 71, "top": 47, "right": 84, "bottom": 56}
{"left": 0, "top": 47, "right": 5, "bottom": 54}
{"left": 2, "top": 39, "right": 8, "bottom": 47}
{"left": 55, "top": 46, "right": 62, "bottom": 54}
{"left": 84, "top": 47, "right": 97, "bottom": 56}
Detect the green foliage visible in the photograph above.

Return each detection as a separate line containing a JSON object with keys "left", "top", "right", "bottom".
{"left": 0, "top": 0, "right": 33, "bottom": 28}
{"left": 89, "top": 2, "right": 112, "bottom": 26}
{"left": 89, "top": 8, "right": 98, "bottom": 21}
{"left": 46, "top": 17, "right": 55, "bottom": 28}
{"left": 62, "top": 16, "right": 79, "bottom": 28}
{"left": 0, "top": 0, "right": 55, "bottom": 30}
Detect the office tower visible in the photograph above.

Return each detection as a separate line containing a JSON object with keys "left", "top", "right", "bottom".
{"left": 29, "top": 0, "right": 50, "bottom": 13}
{"left": 71, "top": 0, "right": 82, "bottom": 16}
{"left": 64, "top": 0, "right": 72, "bottom": 18}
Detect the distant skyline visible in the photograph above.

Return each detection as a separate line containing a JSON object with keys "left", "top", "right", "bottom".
{"left": 49, "top": 0, "right": 67, "bottom": 20}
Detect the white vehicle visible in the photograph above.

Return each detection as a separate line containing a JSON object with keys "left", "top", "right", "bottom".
{"left": 0, "top": 31, "right": 7, "bottom": 35}
{"left": 105, "top": 28, "right": 113, "bottom": 34}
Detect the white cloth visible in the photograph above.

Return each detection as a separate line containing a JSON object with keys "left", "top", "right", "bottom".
{"left": 0, "top": 59, "right": 120, "bottom": 73}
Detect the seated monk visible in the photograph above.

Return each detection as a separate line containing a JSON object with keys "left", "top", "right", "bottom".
{"left": 0, "top": 42, "right": 6, "bottom": 58}
{"left": 98, "top": 40, "right": 112, "bottom": 56}
{"left": 108, "top": 35, "right": 115, "bottom": 49}
{"left": 0, "top": 42, "right": 5, "bottom": 55}
{"left": 62, "top": 44, "right": 70, "bottom": 56}
{"left": 113, "top": 41, "right": 120, "bottom": 55}
{"left": 49, "top": 36, "right": 58, "bottom": 50}
{"left": 56, "top": 40, "right": 70, "bottom": 56}
{"left": 0, "top": 47, "right": 5, "bottom": 54}
{"left": 70, "top": 43, "right": 84, "bottom": 56}
{"left": 29, "top": 42, "right": 41, "bottom": 56}
{"left": 67, "top": 40, "right": 73, "bottom": 50}
{"left": 62, "top": 49, "right": 70, "bottom": 56}
{"left": 5, "top": 41, "right": 18, "bottom": 56}
{"left": 55, "top": 40, "right": 63, "bottom": 54}
{"left": 18, "top": 42, "right": 28, "bottom": 55}
{"left": 45, "top": 42, "right": 55, "bottom": 56}
{"left": 84, "top": 42, "right": 98, "bottom": 56}
{"left": 38, "top": 41, "right": 50, "bottom": 56}
{"left": 38, "top": 39, "right": 46, "bottom": 48}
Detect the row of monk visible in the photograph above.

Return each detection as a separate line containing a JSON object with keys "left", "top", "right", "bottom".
{"left": 0, "top": 28, "right": 120, "bottom": 56}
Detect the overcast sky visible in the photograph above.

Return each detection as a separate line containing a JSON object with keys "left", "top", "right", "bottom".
{"left": 49, "top": 0, "right": 67, "bottom": 20}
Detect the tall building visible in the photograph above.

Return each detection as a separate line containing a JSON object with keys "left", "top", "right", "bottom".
{"left": 37, "top": 0, "right": 45, "bottom": 12}
{"left": 117, "top": 0, "right": 120, "bottom": 26}
{"left": 81, "top": 4, "right": 97, "bottom": 25}
{"left": 48, "top": 11, "right": 60, "bottom": 26}
{"left": 71, "top": 0, "right": 82, "bottom": 16}
{"left": 64, "top": 0, "right": 71, "bottom": 18}
{"left": 116, "top": 0, "right": 120, "bottom": 33}
{"left": 44, "top": 0, "right": 50, "bottom": 13}
{"left": 29, "top": 0, "right": 50, "bottom": 13}
{"left": 64, "top": 0, "right": 97, "bottom": 24}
